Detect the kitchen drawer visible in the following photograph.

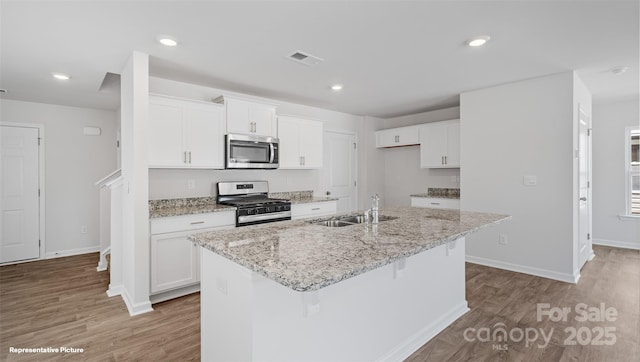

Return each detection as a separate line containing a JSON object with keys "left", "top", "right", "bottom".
{"left": 150, "top": 211, "right": 235, "bottom": 235}
{"left": 291, "top": 201, "right": 337, "bottom": 219}
{"left": 410, "top": 197, "right": 460, "bottom": 210}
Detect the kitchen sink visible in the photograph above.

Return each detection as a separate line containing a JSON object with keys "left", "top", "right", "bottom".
{"left": 310, "top": 214, "right": 398, "bottom": 227}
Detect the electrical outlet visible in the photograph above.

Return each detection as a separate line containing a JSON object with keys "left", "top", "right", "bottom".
{"left": 499, "top": 234, "right": 508, "bottom": 245}
{"left": 188, "top": 179, "right": 195, "bottom": 190}
{"left": 81, "top": 226, "right": 88, "bottom": 234}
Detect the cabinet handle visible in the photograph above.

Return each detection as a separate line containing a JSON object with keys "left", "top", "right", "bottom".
{"left": 184, "top": 151, "right": 188, "bottom": 164}
{"left": 444, "top": 156, "right": 446, "bottom": 165}
{"left": 311, "top": 208, "right": 320, "bottom": 211}
{"left": 441, "top": 156, "right": 444, "bottom": 165}
{"left": 430, "top": 202, "right": 441, "bottom": 205}
{"left": 302, "top": 156, "right": 305, "bottom": 165}
{"left": 190, "top": 221, "right": 205, "bottom": 225}
{"left": 188, "top": 151, "right": 192, "bottom": 164}
{"left": 300, "top": 156, "right": 303, "bottom": 165}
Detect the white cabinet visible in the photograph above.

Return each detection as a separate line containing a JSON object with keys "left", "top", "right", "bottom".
{"left": 410, "top": 197, "right": 460, "bottom": 210}
{"left": 148, "top": 94, "right": 225, "bottom": 169}
{"left": 375, "top": 125, "right": 421, "bottom": 148}
{"left": 420, "top": 120, "right": 460, "bottom": 168}
{"left": 150, "top": 211, "right": 235, "bottom": 296}
{"left": 222, "top": 97, "right": 277, "bottom": 137}
{"left": 278, "top": 115, "right": 323, "bottom": 169}
{"left": 291, "top": 201, "right": 337, "bottom": 219}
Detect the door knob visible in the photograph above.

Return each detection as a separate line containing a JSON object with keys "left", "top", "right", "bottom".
{"left": 580, "top": 197, "right": 587, "bottom": 201}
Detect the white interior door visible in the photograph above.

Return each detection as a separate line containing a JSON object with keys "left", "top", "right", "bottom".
{"left": 578, "top": 108, "right": 592, "bottom": 268}
{"left": 323, "top": 131, "right": 357, "bottom": 213}
{"left": 1, "top": 126, "right": 40, "bottom": 263}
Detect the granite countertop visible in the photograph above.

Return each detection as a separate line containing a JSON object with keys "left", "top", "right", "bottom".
{"left": 410, "top": 187, "right": 460, "bottom": 200}
{"left": 149, "top": 197, "right": 236, "bottom": 219}
{"left": 269, "top": 191, "right": 338, "bottom": 204}
{"left": 189, "top": 206, "right": 509, "bottom": 292}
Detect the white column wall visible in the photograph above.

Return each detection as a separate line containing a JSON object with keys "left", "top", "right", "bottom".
{"left": 119, "top": 51, "right": 152, "bottom": 315}
{"left": 460, "top": 72, "right": 578, "bottom": 282}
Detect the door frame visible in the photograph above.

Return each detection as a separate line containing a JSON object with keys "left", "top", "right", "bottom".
{"left": 576, "top": 106, "right": 593, "bottom": 269}
{"left": 1, "top": 122, "right": 46, "bottom": 262}
{"left": 323, "top": 129, "right": 358, "bottom": 212}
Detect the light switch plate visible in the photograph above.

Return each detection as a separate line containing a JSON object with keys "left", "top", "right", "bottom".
{"left": 523, "top": 175, "right": 537, "bottom": 186}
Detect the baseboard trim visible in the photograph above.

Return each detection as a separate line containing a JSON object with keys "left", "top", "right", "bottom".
{"left": 46, "top": 246, "right": 99, "bottom": 259}
{"left": 106, "top": 284, "right": 123, "bottom": 298}
{"left": 150, "top": 284, "right": 200, "bottom": 304}
{"left": 378, "top": 301, "right": 469, "bottom": 362}
{"left": 593, "top": 238, "right": 640, "bottom": 250}
{"left": 120, "top": 288, "right": 153, "bottom": 316}
{"left": 466, "top": 255, "right": 578, "bottom": 284}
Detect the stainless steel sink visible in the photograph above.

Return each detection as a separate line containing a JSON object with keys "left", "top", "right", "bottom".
{"left": 310, "top": 214, "right": 398, "bottom": 227}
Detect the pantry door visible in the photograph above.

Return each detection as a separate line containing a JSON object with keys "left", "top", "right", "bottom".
{"left": 323, "top": 131, "right": 357, "bottom": 213}
{"left": 1, "top": 125, "right": 41, "bottom": 263}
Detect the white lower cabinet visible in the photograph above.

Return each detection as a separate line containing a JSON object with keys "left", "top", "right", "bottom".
{"left": 291, "top": 201, "right": 337, "bottom": 219}
{"left": 150, "top": 211, "right": 235, "bottom": 299}
{"left": 410, "top": 197, "right": 460, "bottom": 210}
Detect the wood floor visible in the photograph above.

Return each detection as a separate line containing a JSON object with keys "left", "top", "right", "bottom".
{"left": 1, "top": 245, "right": 638, "bottom": 361}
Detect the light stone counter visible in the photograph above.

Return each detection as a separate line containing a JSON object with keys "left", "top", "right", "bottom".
{"left": 149, "top": 197, "right": 235, "bottom": 219}
{"left": 190, "top": 206, "right": 509, "bottom": 292}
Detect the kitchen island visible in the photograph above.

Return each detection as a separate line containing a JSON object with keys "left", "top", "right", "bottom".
{"left": 190, "top": 206, "right": 509, "bottom": 361}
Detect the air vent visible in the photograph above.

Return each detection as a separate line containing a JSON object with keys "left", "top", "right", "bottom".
{"left": 286, "top": 50, "right": 324, "bottom": 66}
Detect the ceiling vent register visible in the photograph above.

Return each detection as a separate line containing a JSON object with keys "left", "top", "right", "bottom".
{"left": 286, "top": 50, "right": 324, "bottom": 66}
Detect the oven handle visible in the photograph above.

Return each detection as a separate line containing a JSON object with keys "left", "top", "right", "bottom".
{"left": 269, "top": 143, "right": 275, "bottom": 164}
{"left": 238, "top": 211, "right": 291, "bottom": 224}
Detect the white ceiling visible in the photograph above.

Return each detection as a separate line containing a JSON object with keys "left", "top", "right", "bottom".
{"left": 1, "top": 1, "right": 638, "bottom": 118}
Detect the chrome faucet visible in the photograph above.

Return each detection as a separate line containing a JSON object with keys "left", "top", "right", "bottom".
{"left": 371, "top": 194, "right": 380, "bottom": 224}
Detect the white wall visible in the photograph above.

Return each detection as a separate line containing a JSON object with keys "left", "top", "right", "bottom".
{"left": 460, "top": 72, "right": 579, "bottom": 282}
{"left": 147, "top": 77, "right": 367, "bottom": 207}
{"left": 592, "top": 99, "right": 640, "bottom": 249}
{"left": 382, "top": 107, "right": 461, "bottom": 206}
{"left": 119, "top": 51, "right": 152, "bottom": 315}
{"left": 0, "top": 99, "right": 117, "bottom": 257}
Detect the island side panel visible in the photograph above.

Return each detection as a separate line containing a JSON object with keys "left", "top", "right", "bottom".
{"left": 201, "top": 237, "right": 467, "bottom": 362}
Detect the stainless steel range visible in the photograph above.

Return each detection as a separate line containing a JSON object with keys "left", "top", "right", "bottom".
{"left": 217, "top": 181, "right": 291, "bottom": 227}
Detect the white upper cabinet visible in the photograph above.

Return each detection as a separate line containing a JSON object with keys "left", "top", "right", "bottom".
{"left": 148, "top": 94, "right": 225, "bottom": 169}
{"left": 223, "top": 97, "right": 277, "bottom": 137}
{"left": 278, "top": 115, "right": 323, "bottom": 169}
{"left": 420, "top": 119, "right": 460, "bottom": 168}
{"left": 375, "top": 125, "right": 421, "bottom": 148}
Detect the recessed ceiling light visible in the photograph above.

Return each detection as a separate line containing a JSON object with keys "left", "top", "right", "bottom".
{"left": 610, "top": 66, "right": 629, "bottom": 75}
{"left": 158, "top": 36, "right": 178, "bottom": 47}
{"left": 331, "top": 84, "right": 344, "bottom": 91}
{"left": 52, "top": 73, "right": 70, "bottom": 80}
{"left": 467, "top": 35, "right": 491, "bottom": 47}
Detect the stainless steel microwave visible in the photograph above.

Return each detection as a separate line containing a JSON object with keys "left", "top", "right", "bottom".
{"left": 225, "top": 134, "right": 279, "bottom": 169}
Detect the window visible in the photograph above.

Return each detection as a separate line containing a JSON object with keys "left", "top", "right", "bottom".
{"left": 626, "top": 127, "right": 640, "bottom": 216}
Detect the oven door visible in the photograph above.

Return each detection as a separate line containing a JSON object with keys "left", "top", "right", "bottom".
{"left": 226, "top": 134, "right": 279, "bottom": 169}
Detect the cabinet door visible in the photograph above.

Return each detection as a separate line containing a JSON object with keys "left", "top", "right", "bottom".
{"left": 446, "top": 123, "right": 460, "bottom": 167}
{"left": 251, "top": 104, "right": 276, "bottom": 137}
{"left": 150, "top": 230, "right": 199, "bottom": 293}
{"left": 226, "top": 98, "right": 252, "bottom": 134}
{"left": 396, "top": 126, "right": 420, "bottom": 146}
{"left": 376, "top": 129, "right": 399, "bottom": 148}
{"left": 278, "top": 116, "right": 302, "bottom": 168}
{"left": 149, "top": 98, "right": 185, "bottom": 167}
{"left": 186, "top": 103, "right": 224, "bottom": 169}
{"left": 299, "top": 120, "right": 323, "bottom": 168}
{"left": 420, "top": 123, "right": 447, "bottom": 168}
